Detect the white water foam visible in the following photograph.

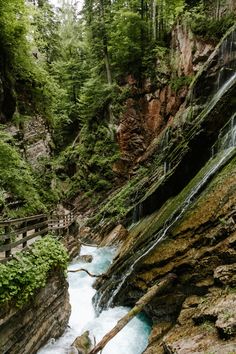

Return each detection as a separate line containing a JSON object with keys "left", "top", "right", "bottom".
{"left": 38, "top": 246, "right": 151, "bottom": 354}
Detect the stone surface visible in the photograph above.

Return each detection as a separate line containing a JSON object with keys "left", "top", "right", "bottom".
{"left": 0, "top": 270, "right": 71, "bottom": 354}
{"left": 23, "top": 115, "right": 52, "bottom": 168}
{"left": 71, "top": 330, "right": 92, "bottom": 354}
{"left": 100, "top": 224, "right": 128, "bottom": 246}
{"left": 214, "top": 263, "right": 236, "bottom": 286}
{"left": 144, "top": 291, "right": 236, "bottom": 354}
{"left": 171, "top": 23, "right": 214, "bottom": 77}
{"left": 77, "top": 254, "right": 93, "bottom": 263}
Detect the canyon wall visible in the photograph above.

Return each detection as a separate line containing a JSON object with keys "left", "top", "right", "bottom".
{"left": 0, "top": 270, "right": 70, "bottom": 354}
{"left": 94, "top": 23, "right": 236, "bottom": 354}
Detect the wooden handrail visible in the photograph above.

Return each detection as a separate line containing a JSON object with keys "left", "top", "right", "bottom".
{"left": 0, "top": 228, "right": 49, "bottom": 252}
{"left": 0, "top": 208, "right": 77, "bottom": 263}
{"left": 3, "top": 220, "right": 49, "bottom": 241}
{"left": 0, "top": 213, "right": 47, "bottom": 226}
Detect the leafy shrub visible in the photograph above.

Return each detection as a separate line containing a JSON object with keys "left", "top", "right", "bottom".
{"left": 0, "top": 129, "right": 45, "bottom": 217}
{"left": 0, "top": 236, "right": 68, "bottom": 307}
{"left": 170, "top": 75, "right": 192, "bottom": 91}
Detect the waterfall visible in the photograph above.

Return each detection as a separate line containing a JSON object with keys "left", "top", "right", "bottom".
{"left": 132, "top": 203, "right": 143, "bottom": 224}
{"left": 95, "top": 28, "right": 236, "bottom": 311}
{"left": 214, "top": 28, "right": 236, "bottom": 91}
{"left": 198, "top": 71, "right": 236, "bottom": 123}
{"left": 97, "top": 112, "right": 236, "bottom": 310}
{"left": 212, "top": 113, "right": 236, "bottom": 157}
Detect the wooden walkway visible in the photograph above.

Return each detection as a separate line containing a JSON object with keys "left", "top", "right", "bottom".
{"left": 0, "top": 209, "right": 77, "bottom": 263}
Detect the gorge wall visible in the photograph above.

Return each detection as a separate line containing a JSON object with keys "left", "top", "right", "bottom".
{"left": 93, "top": 22, "right": 236, "bottom": 354}
{"left": 114, "top": 24, "right": 215, "bottom": 175}
{"left": 0, "top": 270, "right": 70, "bottom": 354}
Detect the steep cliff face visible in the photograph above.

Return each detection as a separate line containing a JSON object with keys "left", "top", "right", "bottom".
{"left": 142, "top": 156, "right": 236, "bottom": 354}
{"left": 114, "top": 24, "right": 215, "bottom": 173}
{"left": 0, "top": 270, "right": 70, "bottom": 354}
{"left": 94, "top": 24, "right": 236, "bottom": 353}
{"left": 89, "top": 24, "right": 236, "bottom": 238}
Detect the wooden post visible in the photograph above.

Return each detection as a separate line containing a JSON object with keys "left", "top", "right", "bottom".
{"left": 22, "top": 221, "right": 27, "bottom": 248}
{"left": 87, "top": 274, "right": 177, "bottom": 354}
{"left": 4, "top": 225, "right": 11, "bottom": 258}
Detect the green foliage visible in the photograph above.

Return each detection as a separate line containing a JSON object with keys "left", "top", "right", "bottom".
{"left": 89, "top": 166, "right": 149, "bottom": 226}
{"left": 32, "top": 0, "right": 60, "bottom": 64}
{"left": 109, "top": 10, "right": 144, "bottom": 75}
{"left": 184, "top": 2, "right": 236, "bottom": 41}
{"left": 170, "top": 75, "right": 193, "bottom": 91}
{"left": 34, "top": 158, "right": 62, "bottom": 208}
{"left": 0, "top": 129, "right": 45, "bottom": 217}
{"left": 143, "top": 44, "right": 170, "bottom": 80}
{"left": 79, "top": 77, "right": 116, "bottom": 123}
{"left": 192, "top": 13, "right": 236, "bottom": 41}
{"left": 65, "top": 123, "right": 120, "bottom": 199}
{"left": 200, "top": 321, "right": 215, "bottom": 333}
{"left": 0, "top": 0, "right": 28, "bottom": 64}
{"left": 0, "top": 236, "right": 68, "bottom": 307}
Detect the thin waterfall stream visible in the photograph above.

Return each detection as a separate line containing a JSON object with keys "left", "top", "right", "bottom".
{"left": 97, "top": 112, "right": 236, "bottom": 310}
{"left": 38, "top": 246, "right": 151, "bottom": 354}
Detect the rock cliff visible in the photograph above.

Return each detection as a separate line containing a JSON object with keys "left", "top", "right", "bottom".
{"left": 93, "top": 23, "right": 236, "bottom": 353}
{"left": 0, "top": 270, "right": 71, "bottom": 354}
{"left": 114, "top": 22, "right": 215, "bottom": 174}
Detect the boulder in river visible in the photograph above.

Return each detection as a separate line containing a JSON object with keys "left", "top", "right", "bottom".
{"left": 70, "top": 330, "right": 92, "bottom": 354}
{"left": 77, "top": 255, "right": 93, "bottom": 263}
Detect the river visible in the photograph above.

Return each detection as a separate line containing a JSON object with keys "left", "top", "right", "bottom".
{"left": 38, "top": 245, "right": 151, "bottom": 354}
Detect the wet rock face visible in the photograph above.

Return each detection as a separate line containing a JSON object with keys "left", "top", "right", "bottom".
{"left": 115, "top": 25, "right": 214, "bottom": 170}
{"left": 97, "top": 154, "right": 236, "bottom": 351}
{"left": 0, "top": 270, "right": 71, "bottom": 354}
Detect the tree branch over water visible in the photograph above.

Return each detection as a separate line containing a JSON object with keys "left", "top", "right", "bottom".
{"left": 68, "top": 268, "right": 100, "bottom": 278}
{"left": 87, "top": 273, "right": 177, "bottom": 354}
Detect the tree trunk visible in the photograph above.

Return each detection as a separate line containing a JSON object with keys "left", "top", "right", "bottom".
{"left": 104, "top": 48, "right": 112, "bottom": 86}
{"left": 153, "top": 0, "right": 157, "bottom": 41}
{"left": 88, "top": 274, "right": 177, "bottom": 354}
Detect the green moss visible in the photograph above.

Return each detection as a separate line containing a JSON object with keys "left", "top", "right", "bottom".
{"left": 0, "top": 236, "right": 69, "bottom": 307}
{"left": 170, "top": 76, "right": 193, "bottom": 92}
{"left": 124, "top": 148, "right": 236, "bottom": 253}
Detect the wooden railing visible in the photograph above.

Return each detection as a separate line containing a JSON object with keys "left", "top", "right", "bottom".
{"left": 0, "top": 208, "right": 77, "bottom": 263}
{"left": 48, "top": 208, "right": 76, "bottom": 230}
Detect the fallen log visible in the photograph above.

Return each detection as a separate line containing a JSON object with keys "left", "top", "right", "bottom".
{"left": 68, "top": 268, "right": 100, "bottom": 278}
{"left": 88, "top": 273, "right": 177, "bottom": 354}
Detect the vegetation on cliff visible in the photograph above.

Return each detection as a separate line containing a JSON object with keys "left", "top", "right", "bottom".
{"left": 0, "top": 1, "right": 236, "bottom": 353}
{"left": 0, "top": 236, "right": 68, "bottom": 307}
{"left": 1, "top": 0, "right": 235, "bottom": 218}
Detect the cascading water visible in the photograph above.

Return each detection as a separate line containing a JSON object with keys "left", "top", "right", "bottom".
{"left": 216, "top": 28, "right": 236, "bottom": 91}
{"left": 212, "top": 112, "right": 236, "bottom": 156}
{"left": 195, "top": 70, "right": 236, "bottom": 123}
{"left": 97, "top": 111, "right": 236, "bottom": 310}
{"left": 38, "top": 246, "right": 151, "bottom": 354}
